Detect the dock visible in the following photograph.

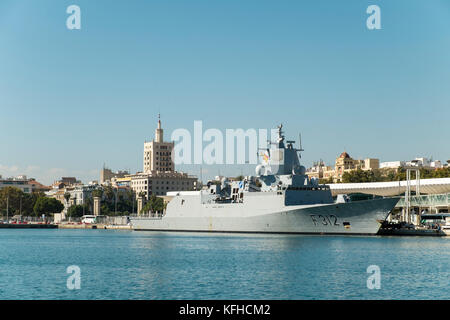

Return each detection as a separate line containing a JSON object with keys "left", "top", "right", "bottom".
{"left": 57, "top": 223, "right": 132, "bottom": 230}
{"left": 378, "top": 228, "right": 445, "bottom": 236}
{"left": 0, "top": 222, "right": 132, "bottom": 230}
{"left": 0, "top": 223, "right": 58, "bottom": 229}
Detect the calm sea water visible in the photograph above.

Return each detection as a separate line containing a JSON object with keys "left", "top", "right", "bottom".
{"left": 0, "top": 229, "right": 449, "bottom": 300}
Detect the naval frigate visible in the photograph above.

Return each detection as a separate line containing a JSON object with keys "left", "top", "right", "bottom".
{"left": 130, "top": 125, "right": 399, "bottom": 235}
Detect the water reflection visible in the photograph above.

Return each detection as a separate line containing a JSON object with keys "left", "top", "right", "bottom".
{"left": 1, "top": 230, "right": 450, "bottom": 299}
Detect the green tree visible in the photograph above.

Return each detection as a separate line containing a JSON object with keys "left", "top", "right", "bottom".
{"left": 100, "top": 203, "right": 111, "bottom": 215}
{"left": 140, "top": 195, "right": 164, "bottom": 214}
{"left": 0, "top": 188, "right": 48, "bottom": 216}
{"left": 67, "top": 205, "right": 84, "bottom": 218}
{"left": 92, "top": 189, "right": 103, "bottom": 198}
{"left": 319, "top": 177, "right": 334, "bottom": 184}
{"left": 103, "top": 186, "right": 115, "bottom": 202}
{"left": 0, "top": 187, "right": 24, "bottom": 216}
{"left": 64, "top": 192, "right": 71, "bottom": 204}
{"left": 153, "top": 196, "right": 164, "bottom": 213}
{"left": 84, "top": 198, "right": 93, "bottom": 214}
{"left": 20, "top": 192, "right": 35, "bottom": 216}
{"left": 33, "top": 197, "right": 64, "bottom": 216}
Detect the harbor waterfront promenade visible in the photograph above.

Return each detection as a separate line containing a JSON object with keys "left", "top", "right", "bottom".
{"left": 1, "top": 229, "right": 450, "bottom": 300}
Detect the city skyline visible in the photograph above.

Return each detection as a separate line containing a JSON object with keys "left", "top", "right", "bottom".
{"left": 1, "top": 116, "right": 448, "bottom": 186}
{"left": 1, "top": 0, "right": 449, "bottom": 184}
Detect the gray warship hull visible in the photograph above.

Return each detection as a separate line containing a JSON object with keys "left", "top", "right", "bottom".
{"left": 131, "top": 194, "right": 399, "bottom": 235}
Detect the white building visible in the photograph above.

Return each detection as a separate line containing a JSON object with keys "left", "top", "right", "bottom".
{"left": 407, "top": 157, "right": 432, "bottom": 168}
{"left": 380, "top": 161, "right": 406, "bottom": 170}
{"left": 0, "top": 175, "right": 50, "bottom": 193}
{"left": 130, "top": 172, "right": 197, "bottom": 199}
{"left": 68, "top": 184, "right": 99, "bottom": 206}
{"left": 381, "top": 158, "right": 448, "bottom": 170}
{"left": 430, "top": 160, "right": 443, "bottom": 169}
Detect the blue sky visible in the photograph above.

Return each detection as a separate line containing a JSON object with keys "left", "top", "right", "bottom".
{"left": 0, "top": 0, "right": 449, "bottom": 184}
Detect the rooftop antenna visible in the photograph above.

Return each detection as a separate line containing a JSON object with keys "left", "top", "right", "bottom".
{"left": 296, "top": 133, "right": 304, "bottom": 159}
{"left": 299, "top": 133, "right": 303, "bottom": 151}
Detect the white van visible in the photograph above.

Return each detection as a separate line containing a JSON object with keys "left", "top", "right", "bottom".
{"left": 81, "top": 215, "right": 96, "bottom": 224}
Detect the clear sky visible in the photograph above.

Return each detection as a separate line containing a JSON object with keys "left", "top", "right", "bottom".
{"left": 0, "top": 0, "right": 449, "bottom": 185}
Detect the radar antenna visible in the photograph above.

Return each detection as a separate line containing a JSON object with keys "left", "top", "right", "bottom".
{"left": 299, "top": 133, "right": 303, "bottom": 151}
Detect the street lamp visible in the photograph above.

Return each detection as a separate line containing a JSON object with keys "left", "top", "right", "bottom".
{"left": 115, "top": 187, "right": 118, "bottom": 215}
{"left": 6, "top": 195, "right": 9, "bottom": 223}
{"left": 131, "top": 190, "right": 135, "bottom": 215}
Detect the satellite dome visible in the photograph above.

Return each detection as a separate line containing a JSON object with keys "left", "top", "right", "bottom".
{"left": 255, "top": 165, "right": 265, "bottom": 176}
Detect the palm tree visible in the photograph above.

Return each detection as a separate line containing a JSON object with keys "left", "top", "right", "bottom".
{"left": 104, "top": 186, "right": 115, "bottom": 202}
{"left": 92, "top": 189, "right": 103, "bottom": 199}
{"left": 64, "top": 192, "right": 71, "bottom": 215}
{"left": 163, "top": 202, "right": 167, "bottom": 216}
{"left": 84, "top": 197, "right": 93, "bottom": 214}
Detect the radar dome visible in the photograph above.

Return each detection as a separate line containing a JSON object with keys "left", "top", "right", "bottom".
{"left": 255, "top": 165, "right": 265, "bottom": 176}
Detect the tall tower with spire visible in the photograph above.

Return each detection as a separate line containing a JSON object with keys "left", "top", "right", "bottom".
{"left": 143, "top": 115, "right": 175, "bottom": 173}
{"left": 155, "top": 113, "right": 163, "bottom": 143}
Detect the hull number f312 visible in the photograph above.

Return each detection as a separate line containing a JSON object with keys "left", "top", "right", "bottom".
{"left": 310, "top": 215, "right": 340, "bottom": 226}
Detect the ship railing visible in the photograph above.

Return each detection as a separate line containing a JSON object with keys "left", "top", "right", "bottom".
{"left": 129, "top": 212, "right": 165, "bottom": 220}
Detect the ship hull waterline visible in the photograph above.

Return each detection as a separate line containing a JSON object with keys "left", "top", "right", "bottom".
{"left": 130, "top": 197, "right": 399, "bottom": 236}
